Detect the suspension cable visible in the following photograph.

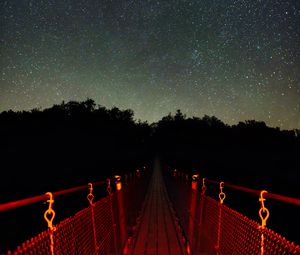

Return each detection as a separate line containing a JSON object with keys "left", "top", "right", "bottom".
{"left": 0, "top": 181, "right": 106, "bottom": 213}
{"left": 206, "top": 179, "right": 300, "bottom": 206}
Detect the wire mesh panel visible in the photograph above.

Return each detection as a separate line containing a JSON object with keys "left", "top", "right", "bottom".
{"left": 164, "top": 170, "right": 300, "bottom": 255}
{"left": 6, "top": 229, "right": 53, "bottom": 255}
{"left": 94, "top": 196, "right": 115, "bottom": 255}
{"left": 5, "top": 197, "right": 116, "bottom": 255}
{"left": 4, "top": 170, "right": 151, "bottom": 255}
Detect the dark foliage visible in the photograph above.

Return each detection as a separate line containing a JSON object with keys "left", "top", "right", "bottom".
{"left": 0, "top": 99, "right": 152, "bottom": 201}
{"left": 1, "top": 102, "right": 299, "bottom": 199}
{"left": 153, "top": 109, "right": 299, "bottom": 195}
{"left": 152, "top": 109, "right": 300, "bottom": 244}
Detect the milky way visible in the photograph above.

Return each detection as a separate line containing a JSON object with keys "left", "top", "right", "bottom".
{"left": 1, "top": 0, "right": 300, "bottom": 129}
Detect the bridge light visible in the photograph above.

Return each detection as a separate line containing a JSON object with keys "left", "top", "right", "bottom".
{"left": 173, "top": 169, "right": 177, "bottom": 177}
{"left": 192, "top": 174, "right": 199, "bottom": 190}
{"left": 136, "top": 169, "right": 140, "bottom": 178}
{"left": 114, "top": 175, "right": 122, "bottom": 191}
{"left": 192, "top": 174, "right": 199, "bottom": 181}
{"left": 187, "top": 241, "right": 191, "bottom": 255}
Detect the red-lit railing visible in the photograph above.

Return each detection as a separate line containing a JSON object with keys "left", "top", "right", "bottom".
{"left": 206, "top": 179, "right": 300, "bottom": 206}
{"left": 0, "top": 168, "right": 151, "bottom": 255}
{"left": 164, "top": 169, "right": 300, "bottom": 255}
{"left": 0, "top": 181, "right": 106, "bottom": 213}
{"left": 1, "top": 164, "right": 300, "bottom": 255}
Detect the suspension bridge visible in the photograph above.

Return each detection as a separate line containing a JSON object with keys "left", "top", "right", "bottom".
{"left": 1, "top": 159, "right": 300, "bottom": 255}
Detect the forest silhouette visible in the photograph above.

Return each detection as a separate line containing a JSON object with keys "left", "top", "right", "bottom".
{"left": 0, "top": 98, "right": 299, "bottom": 251}
{"left": 1, "top": 98, "right": 299, "bottom": 199}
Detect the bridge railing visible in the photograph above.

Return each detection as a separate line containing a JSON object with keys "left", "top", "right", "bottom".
{"left": 0, "top": 168, "right": 151, "bottom": 255}
{"left": 164, "top": 168, "right": 300, "bottom": 255}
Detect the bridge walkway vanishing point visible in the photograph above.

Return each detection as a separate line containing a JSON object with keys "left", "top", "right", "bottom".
{"left": 127, "top": 159, "right": 186, "bottom": 255}
{"left": 0, "top": 159, "right": 300, "bottom": 254}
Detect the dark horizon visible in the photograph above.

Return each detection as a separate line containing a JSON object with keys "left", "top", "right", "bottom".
{"left": 1, "top": 98, "right": 300, "bottom": 132}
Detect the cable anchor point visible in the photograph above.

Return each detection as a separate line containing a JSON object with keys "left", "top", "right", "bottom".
{"left": 44, "top": 192, "right": 55, "bottom": 230}
{"left": 44, "top": 192, "right": 56, "bottom": 255}
{"left": 259, "top": 190, "right": 269, "bottom": 255}
{"left": 259, "top": 190, "right": 269, "bottom": 229}
{"left": 219, "top": 182, "right": 226, "bottom": 204}
{"left": 87, "top": 183, "right": 95, "bottom": 206}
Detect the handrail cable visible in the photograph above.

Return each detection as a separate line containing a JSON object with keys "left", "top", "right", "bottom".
{"left": 0, "top": 180, "right": 106, "bottom": 213}
{"left": 206, "top": 179, "right": 300, "bottom": 206}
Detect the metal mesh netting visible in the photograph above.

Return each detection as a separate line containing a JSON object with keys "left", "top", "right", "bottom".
{"left": 164, "top": 171, "right": 300, "bottom": 255}
{"left": 5, "top": 172, "right": 150, "bottom": 255}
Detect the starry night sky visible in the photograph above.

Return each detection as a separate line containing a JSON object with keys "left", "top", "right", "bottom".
{"left": 1, "top": 0, "right": 300, "bottom": 129}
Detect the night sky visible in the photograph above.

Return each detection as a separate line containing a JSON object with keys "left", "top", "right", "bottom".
{"left": 1, "top": 0, "right": 299, "bottom": 129}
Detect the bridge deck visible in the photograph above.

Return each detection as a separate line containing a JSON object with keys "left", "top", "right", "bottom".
{"left": 128, "top": 160, "right": 186, "bottom": 255}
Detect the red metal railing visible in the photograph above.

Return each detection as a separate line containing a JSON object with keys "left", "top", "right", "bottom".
{"left": 0, "top": 181, "right": 106, "bottom": 213}
{"left": 1, "top": 168, "right": 151, "bottom": 255}
{"left": 164, "top": 169, "right": 300, "bottom": 255}
{"left": 206, "top": 179, "right": 300, "bottom": 206}
{"left": 1, "top": 165, "right": 300, "bottom": 255}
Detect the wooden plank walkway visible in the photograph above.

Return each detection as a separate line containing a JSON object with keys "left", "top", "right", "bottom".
{"left": 128, "top": 160, "right": 186, "bottom": 255}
